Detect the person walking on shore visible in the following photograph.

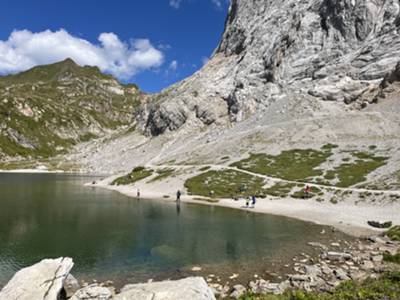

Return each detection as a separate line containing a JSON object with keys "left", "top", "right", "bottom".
{"left": 137, "top": 189, "right": 140, "bottom": 199}
{"left": 245, "top": 197, "right": 250, "bottom": 208}
{"left": 176, "top": 190, "right": 181, "bottom": 203}
{"left": 251, "top": 195, "right": 256, "bottom": 208}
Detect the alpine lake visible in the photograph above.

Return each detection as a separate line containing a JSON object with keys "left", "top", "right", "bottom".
{"left": 0, "top": 173, "right": 352, "bottom": 288}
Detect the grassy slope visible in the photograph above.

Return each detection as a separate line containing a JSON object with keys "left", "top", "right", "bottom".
{"left": 0, "top": 59, "right": 141, "bottom": 160}
{"left": 111, "top": 167, "right": 154, "bottom": 186}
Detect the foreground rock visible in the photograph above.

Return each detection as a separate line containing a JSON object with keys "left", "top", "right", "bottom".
{"left": 71, "top": 284, "right": 113, "bottom": 300}
{"left": 0, "top": 257, "right": 73, "bottom": 300}
{"left": 114, "top": 277, "right": 215, "bottom": 300}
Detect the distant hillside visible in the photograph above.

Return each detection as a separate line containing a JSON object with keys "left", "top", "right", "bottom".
{"left": 0, "top": 58, "right": 143, "bottom": 160}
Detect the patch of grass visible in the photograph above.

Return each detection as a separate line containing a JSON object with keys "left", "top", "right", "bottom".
{"left": 383, "top": 252, "right": 400, "bottom": 264}
{"left": 184, "top": 169, "right": 265, "bottom": 198}
{"left": 265, "top": 182, "right": 297, "bottom": 198}
{"left": 79, "top": 132, "right": 98, "bottom": 142}
{"left": 236, "top": 272, "right": 400, "bottom": 300}
{"left": 387, "top": 226, "right": 400, "bottom": 241}
{"left": 231, "top": 147, "right": 333, "bottom": 181}
{"left": 291, "top": 189, "right": 307, "bottom": 199}
{"left": 330, "top": 197, "right": 338, "bottom": 204}
{"left": 199, "top": 166, "right": 211, "bottom": 172}
{"left": 321, "top": 143, "right": 339, "bottom": 150}
{"left": 147, "top": 168, "right": 174, "bottom": 183}
{"left": 111, "top": 166, "right": 153, "bottom": 185}
{"left": 324, "top": 152, "right": 387, "bottom": 187}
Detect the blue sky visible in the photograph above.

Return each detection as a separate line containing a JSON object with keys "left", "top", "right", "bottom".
{"left": 0, "top": 0, "right": 230, "bottom": 92}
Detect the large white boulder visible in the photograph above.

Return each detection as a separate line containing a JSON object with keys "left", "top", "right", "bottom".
{"left": 114, "top": 277, "right": 215, "bottom": 300}
{"left": 0, "top": 257, "right": 74, "bottom": 300}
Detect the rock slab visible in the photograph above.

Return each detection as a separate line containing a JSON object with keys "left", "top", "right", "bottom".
{"left": 0, "top": 257, "right": 74, "bottom": 300}
{"left": 114, "top": 277, "right": 215, "bottom": 300}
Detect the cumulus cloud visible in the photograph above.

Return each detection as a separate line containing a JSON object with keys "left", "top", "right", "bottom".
{"left": 0, "top": 29, "right": 164, "bottom": 79}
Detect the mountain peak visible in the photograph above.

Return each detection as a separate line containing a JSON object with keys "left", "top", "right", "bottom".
{"left": 58, "top": 57, "right": 78, "bottom": 67}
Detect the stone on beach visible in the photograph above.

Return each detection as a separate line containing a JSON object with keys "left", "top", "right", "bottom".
{"left": 0, "top": 257, "right": 74, "bottom": 300}
{"left": 70, "top": 284, "right": 113, "bottom": 300}
{"left": 115, "top": 277, "right": 215, "bottom": 300}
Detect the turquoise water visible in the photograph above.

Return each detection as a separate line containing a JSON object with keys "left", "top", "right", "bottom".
{"left": 0, "top": 173, "right": 347, "bottom": 287}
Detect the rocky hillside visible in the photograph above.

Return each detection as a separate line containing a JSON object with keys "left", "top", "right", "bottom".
{"left": 68, "top": 0, "right": 400, "bottom": 194}
{"left": 0, "top": 59, "right": 142, "bottom": 160}
{"left": 138, "top": 0, "right": 400, "bottom": 135}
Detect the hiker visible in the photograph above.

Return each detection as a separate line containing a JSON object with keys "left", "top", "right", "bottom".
{"left": 245, "top": 197, "right": 250, "bottom": 208}
{"left": 251, "top": 195, "right": 256, "bottom": 208}
{"left": 137, "top": 189, "right": 140, "bottom": 198}
{"left": 176, "top": 190, "right": 181, "bottom": 202}
{"left": 304, "top": 185, "right": 311, "bottom": 199}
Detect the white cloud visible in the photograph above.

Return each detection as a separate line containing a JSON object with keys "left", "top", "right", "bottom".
{"left": 169, "top": 0, "right": 182, "bottom": 9}
{"left": 212, "top": 0, "right": 223, "bottom": 8}
{"left": 0, "top": 29, "right": 164, "bottom": 79}
{"left": 169, "top": 60, "right": 178, "bottom": 71}
{"left": 169, "top": 0, "right": 229, "bottom": 9}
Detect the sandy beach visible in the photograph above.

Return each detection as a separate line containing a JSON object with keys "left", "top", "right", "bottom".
{"left": 92, "top": 177, "right": 400, "bottom": 237}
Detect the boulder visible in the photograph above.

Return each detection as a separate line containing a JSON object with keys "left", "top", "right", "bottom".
{"left": 70, "top": 284, "right": 112, "bottom": 300}
{"left": 230, "top": 284, "right": 247, "bottom": 299}
{"left": 64, "top": 274, "right": 81, "bottom": 298}
{"left": 114, "top": 277, "right": 215, "bottom": 300}
{"left": 0, "top": 257, "right": 74, "bottom": 300}
{"left": 326, "top": 252, "right": 352, "bottom": 261}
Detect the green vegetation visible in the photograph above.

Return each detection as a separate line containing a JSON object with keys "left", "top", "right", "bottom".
{"left": 264, "top": 182, "right": 296, "bottom": 198}
{"left": 111, "top": 167, "right": 153, "bottom": 186}
{"left": 387, "top": 226, "right": 400, "bottom": 241}
{"left": 384, "top": 252, "right": 400, "bottom": 264}
{"left": 231, "top": 147, "right": 333, "bottom": 181}
{"left": 184, "top": 169, "right": 265, "bottom": 198}
{"left": 79, "top": 132, "right": 98, "bottom": 142}
{"left": 0, "top": 59, "right": 141, "bottom": 159}
{"left": 147, "top": 168, "right": 175, "bottom": 183}
{"left": 199, "top": 166, "right": 211, "bottom": 172}
{"left": 235, "top": 272, "right": 400, "bottom": 300}
{"left": 330, "top": 197, "right": 339, "bottom": 204}
{"left": 324, "top": 152, "right": 387, "bottom": 187}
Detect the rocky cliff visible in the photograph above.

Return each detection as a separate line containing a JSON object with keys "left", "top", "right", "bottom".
{"left": 139, "top": 0, "right": 400, "bottom": 135}
{"left": 0, "top": 59, "right": 142, "bottom": 160}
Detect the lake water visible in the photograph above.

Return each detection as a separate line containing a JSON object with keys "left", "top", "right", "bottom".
{"left": 0, "top": 173, "right": 349, "bottom": 287}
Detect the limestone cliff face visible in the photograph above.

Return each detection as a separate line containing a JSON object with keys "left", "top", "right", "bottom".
{"left": 139, "top": 0, "right": 400, "bottom": 136}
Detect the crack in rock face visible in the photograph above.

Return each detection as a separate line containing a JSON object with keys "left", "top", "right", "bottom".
{"left": 0, "top": 257, "right": 74, "bottom": 300}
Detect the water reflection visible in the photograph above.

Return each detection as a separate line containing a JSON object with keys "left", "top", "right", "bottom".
{"left": 0, "top": 173, "right": 349, "bottom": 287}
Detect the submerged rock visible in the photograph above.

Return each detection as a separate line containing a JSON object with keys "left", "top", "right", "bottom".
{"left": 0, "top": 257, "right": 73, "bottom": 300}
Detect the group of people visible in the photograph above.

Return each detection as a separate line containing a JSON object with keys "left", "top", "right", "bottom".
{"left": 245, "top": 195, "right": 257, "bottom": 208}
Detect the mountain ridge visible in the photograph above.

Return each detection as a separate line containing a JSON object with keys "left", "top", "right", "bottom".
{"left": 0, "top": 58, "right": 142, "bottom": 161}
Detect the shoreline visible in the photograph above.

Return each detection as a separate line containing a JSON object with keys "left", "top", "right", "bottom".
{"left": 0, "top": 169, "right": 65, "bottom": 173}
{"left": 93, "top": 180, "right": 400, "bottom": 237}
